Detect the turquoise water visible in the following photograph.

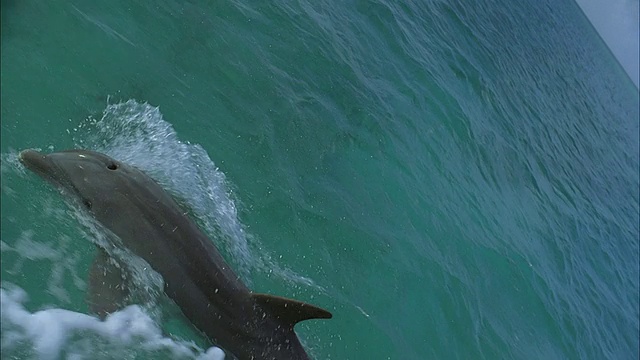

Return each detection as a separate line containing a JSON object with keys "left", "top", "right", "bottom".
{"left": 1, "top": 0, "right": 638, "bottom": 359}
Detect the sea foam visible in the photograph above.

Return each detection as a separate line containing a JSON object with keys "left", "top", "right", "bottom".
{"left": 1, "top": 284, "right": 225, "bottom": 360}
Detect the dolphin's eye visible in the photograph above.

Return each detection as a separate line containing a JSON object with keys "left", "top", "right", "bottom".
{"left": 107, "top": 162, "right": 118, "bottom": 170}
{"left": 83, "top": 199, "right": 92, "bottom": 209}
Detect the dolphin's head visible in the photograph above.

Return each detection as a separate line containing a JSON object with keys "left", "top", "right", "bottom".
{"left": 18, "top": 149, "right": 148, "bottom": 216}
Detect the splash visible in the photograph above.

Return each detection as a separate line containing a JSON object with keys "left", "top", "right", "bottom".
{"left": 1, "top": 283, "right": 224, "bottom": 360}
{"left": 73, "top": 99, "right": 318, "bottom": 286}
{"left": 73, "top": 100, "right": 255, "bottom": 277}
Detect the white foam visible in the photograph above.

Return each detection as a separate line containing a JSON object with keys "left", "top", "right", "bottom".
{"left": 1, "top": 283, "right": 224, "bottom": 360}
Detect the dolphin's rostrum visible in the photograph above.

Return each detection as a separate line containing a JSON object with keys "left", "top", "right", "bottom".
{"left": 19, "top": 149, "right": 332, "bottom": 360}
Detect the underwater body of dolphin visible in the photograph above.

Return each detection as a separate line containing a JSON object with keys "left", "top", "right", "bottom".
{"left": 19, "top": 149, "right": 332, "bottom": 360}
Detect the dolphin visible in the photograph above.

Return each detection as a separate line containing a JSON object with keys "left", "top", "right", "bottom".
{"left": 18, "top": 149, "right": 332, "bottom": 360}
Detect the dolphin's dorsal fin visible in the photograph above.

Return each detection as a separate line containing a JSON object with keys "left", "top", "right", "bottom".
{"left": 252, "top": 293, "right": 332, "bottom": 328}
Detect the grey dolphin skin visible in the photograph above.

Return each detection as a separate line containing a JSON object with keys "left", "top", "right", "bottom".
{"left": 19, "top": 149, "right": 332, "bottom": 360}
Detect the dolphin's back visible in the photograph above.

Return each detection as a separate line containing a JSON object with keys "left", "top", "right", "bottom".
{"left": 111, "top": 166, "right": 251, "bottom": 300}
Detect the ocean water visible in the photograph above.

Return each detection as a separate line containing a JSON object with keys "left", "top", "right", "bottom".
{"left": 1, "top": 0, "right": 638, "bottom": 359}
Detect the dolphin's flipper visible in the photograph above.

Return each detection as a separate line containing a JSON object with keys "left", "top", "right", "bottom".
{"left": 87, "top": 248, "right": 130, "bottom": 319}
{"left": 252, "top": 293, "right": 333, "bottom": 329}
